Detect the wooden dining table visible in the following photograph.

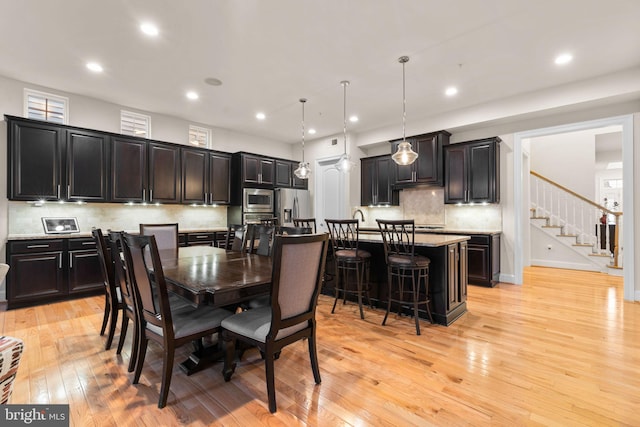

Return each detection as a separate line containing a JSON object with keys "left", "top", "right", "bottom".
{"left": 156, "top": 245, "right": 273, "bottom": 374}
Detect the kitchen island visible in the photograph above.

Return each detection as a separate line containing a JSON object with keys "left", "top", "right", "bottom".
{"left": 327, "top": 232, "right": 470, "bottom": 326}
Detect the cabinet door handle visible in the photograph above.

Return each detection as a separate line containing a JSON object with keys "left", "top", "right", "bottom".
{"left": 69, "top": 255, "right": 73, "bottom": 269}
{"left": 196, "top": 235, "right": 207, "bottom": 239}
{"left": 27, "top": 244, "right": 49, "bottom": 249}
{"left": 67, "top": 185, "right": 71, "bottom": 198}
{"left": 57, "top": 185, "right": 61, "bottom": 199}
{"left": 150, "top": 189, "right": 153, "bottom": 201}
{"left": 143, "top": 189, "right": 146, "bottom": 200}
{"left": 209, "top": 193, "right": 213, "bottom": 204}
{"left": 82, "top": 242, "right": 95, "bottom": 246}
{"left": 59, "top": 254, "right": 63, "bottom": 269}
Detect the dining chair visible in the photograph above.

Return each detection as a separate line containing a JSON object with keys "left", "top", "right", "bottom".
{"left": 293, "top": 218, "right": 317, "bottom": 233}
{"left": 224, "top": 224, "right": 249, "bottom": 252}
{"left": 221, "top": 232, "right": 329, "bottom": 413}
{"left": 377, "top": 219, "right": 433, "bottom": 335}
{"left": 139, "top": 223, "right": 179, "bottom": 257}
{"left": 260, "top": 217, "right": 279, "bottom": 227}
{"left": 107, "top": 231, "right": 142, "bottom": 372}
{"left": 325, "top": 219, "right": 372, "bottom": 319}
{"left": 92, "top": 228, "right": 125, "bottom": 350}
{"left": 0, "top": 263, "right": 9, "bottom": 286}
{"left": 120, "top": 233, "right": 233, "bottom": 408}
{"left": 247, "top": 224, "right": 275, "bottom": 256}
{"left": 275, "top": 226, "right": 313, "bottom": 235}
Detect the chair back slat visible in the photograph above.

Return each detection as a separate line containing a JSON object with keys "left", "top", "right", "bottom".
{"left": 325, "top": 219, "right": 363, "bottom": 254}
{"left": 92, "top": 229, "right": 118, "bottom": 299}
{"left": 293, "top": 218, "right": 317, "bottom": 233}
{"left": 268, "top": 233, "right": 329, "bottom": 340}
{"left": 376, "top": 219, "right": 416, "bottom": 259}
{"left": 121, "top": 233, "right": 174, "bottom": 339}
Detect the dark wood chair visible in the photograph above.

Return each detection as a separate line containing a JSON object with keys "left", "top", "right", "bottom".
{"left": 260, "top": 217, "right": 279, "bottom": 227}
{"left": 293, "top": 218, "right": 317, "bottom": 233}
{"left": 107, "top": 231, "right": 142, "bottom": 372}
{"left": 247, "top": 224, "right": 275, "bottom": 256}
{"left": 221, "top": 233, "right": 329, "bottom": 413}
{"left": 275, "top": 226, "right": 313, "bottom": 235}
{"left": 224, "top": 224, "right": 249, "bottom": 252}
{"left": 120, "top": 233, "right": 234, "bottom": 408}
{"left": 139, "top": 223, "right": 179, "bottom": 257}
{"left": 325, "top": 219, "right": 372, "bottom": 320}
{"left": 376, "top": 219, "right": 433, "bottom": 335}
{"left": 92, "top": 228, "right": 125, "bottom": 350}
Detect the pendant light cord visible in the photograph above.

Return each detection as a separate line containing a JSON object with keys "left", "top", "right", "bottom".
{"left": 342, "top": 81, "right": 348, "bottom": 155}
{"left": 300, "top": 98, "right": 306, "bottom": 163}
{"left": 401, "top": 58, "right": 407, "bottom": 142}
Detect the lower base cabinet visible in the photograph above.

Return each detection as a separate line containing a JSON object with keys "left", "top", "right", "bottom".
{"left": 467, "top": 234, "right": 500, "bottom": 287}
{"left": 6, "top": 238, "right": 104, "bottom": 309}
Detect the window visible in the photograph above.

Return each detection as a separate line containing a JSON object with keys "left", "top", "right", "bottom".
{"left": 188, "top": 125, "right": 212, "bottom": 148}
{"left": 121, "top": 110, "right": 151, "bottom": 138}
{"left": 24, "top": 89, "right": 68, "bottom": 124}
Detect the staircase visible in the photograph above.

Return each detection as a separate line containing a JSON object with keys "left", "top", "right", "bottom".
{"left": 530, "top": 171, "right": 623, "bottom": 276}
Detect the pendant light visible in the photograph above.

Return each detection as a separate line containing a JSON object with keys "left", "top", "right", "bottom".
{"left": 294, "top": 98, "right": 311, "bottom": 179}
{"left": 392, "top": 56, "right": 418, "bottom": 166}
{"left": 334, "top": 80, "right": 355, "bottom": 173}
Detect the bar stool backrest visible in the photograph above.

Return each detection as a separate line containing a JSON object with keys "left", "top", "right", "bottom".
{"left": 325, "top": 219, "right": 363, "bottom": 256}
{"left": 376, "top": 219, "right": 416, "bottom": 259}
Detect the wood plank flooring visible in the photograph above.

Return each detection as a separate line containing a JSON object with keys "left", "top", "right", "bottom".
{"left": 1, "top": 266, "right": 638, "bottom": 426}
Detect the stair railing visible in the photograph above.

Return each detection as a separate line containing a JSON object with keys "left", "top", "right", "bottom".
{"left": 530, "top": 170, "right": 622, "bottom": 268}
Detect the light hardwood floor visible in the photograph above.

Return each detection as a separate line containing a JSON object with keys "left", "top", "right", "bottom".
{"left": 1, "top": 267, "right": 638, "bottom": 426}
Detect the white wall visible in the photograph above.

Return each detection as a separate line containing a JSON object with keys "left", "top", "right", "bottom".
{"left": 530, "top": 130, "right": 596, "bottom": 199}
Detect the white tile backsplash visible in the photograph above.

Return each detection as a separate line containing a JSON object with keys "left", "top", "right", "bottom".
{"left": 8, "top": 202, "right": 227, "bottom": 235}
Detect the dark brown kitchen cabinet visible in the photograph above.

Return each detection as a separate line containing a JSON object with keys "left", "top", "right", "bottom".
{"left": 6, "top": 238, "right": 104, "bottom": 309}
{"left": 446, "top": 241, "right": 467, "bottom": 312}
{"left": 241, "top": 154, "right": 275, "bottom": 187}
{"left": 111, "top": 136, "right": 148, "bottom": 202}
{"left": 444, "top": 137, "right": 500, "bottom": 204}
{"left": 181, "top": 148, "right": 208, "bottom": 204}
{"left": 148, "top": 142, "right": 181, "bottom": 203}
{"left": 208, "top": 152, "right": 231, "bottom": 204}
{"left": 67, "top": 238, "right": 103, "bottom": 294}
{"left": 467, "top": 234, "right": 500, "bottom": 287}
{"left": 392, "top": 131, "right": 450, "bottom": 187}
{"left": 361, "top": 155, "right": 398, "bottom": 206}
{"left": 275, "top": 160, "right": 292, "bottom": 187}
{"left": 66, "top": 129, "right": 109, "bottom": 202}
{"left": 291, "top": 162, "right": 308, "bottom": 189}
{"left": 7, "top": 116, "right": 109, "bottom": 202}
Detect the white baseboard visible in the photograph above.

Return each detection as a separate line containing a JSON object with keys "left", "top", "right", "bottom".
{"left": 499, "top": 273, "right": 516, "bottom": 285}
{"left": 530, "top": 259, "right": 599, "bottom": 272}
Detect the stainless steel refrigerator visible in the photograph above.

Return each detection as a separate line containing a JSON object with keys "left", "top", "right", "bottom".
{"left": 275, "top": 188, "right": 312, "bottom": 226}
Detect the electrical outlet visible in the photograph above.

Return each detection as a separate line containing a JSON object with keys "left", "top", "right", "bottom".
{"left": 547, "top": 244, "right": 552, "bottom": 250}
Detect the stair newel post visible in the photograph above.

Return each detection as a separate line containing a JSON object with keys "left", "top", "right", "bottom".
{"left": 613, "top": 213, "right": 621, "bottom": 267}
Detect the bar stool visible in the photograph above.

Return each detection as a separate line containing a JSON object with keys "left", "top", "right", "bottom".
{"left": 325, "top": 219, "right": 372, "bottom": 319}
{"left": 377, "top": 219, "right": 433, "bottom": 335}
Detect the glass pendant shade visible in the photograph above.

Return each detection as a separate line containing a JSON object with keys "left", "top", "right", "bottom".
{"left": 294, "top": 98, "right": 310, "bottom": 179}
{"left": 335, "top": 80, "right": 356, "bottom": 172}
{"left": 392, "top": 56, "right": 418, "bottom": 166}
{"left": 392, "top": 140, "right": 418, "bottom": 165}
{"left": 294, "top": 161, "right": 311, "bottom": 179}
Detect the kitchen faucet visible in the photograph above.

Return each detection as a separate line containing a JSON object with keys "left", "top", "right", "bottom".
{"left": 352, "top": 208, "right": 365, "bottom": 223}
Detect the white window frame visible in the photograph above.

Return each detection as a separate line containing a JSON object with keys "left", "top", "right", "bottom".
{"left": 121, "top": 110, "right": 151, "bottom": 138}
{"left": 24, "top": 89, "right": 69, "bottom": 124}
{"left": 188, "top": 125, "right": 212, "bottom": 149}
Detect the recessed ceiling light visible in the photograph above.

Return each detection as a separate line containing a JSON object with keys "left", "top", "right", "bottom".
{"left": 256, "top": 112, "right": 266, "bottom": 120}
{"left": 555, "top": 53, "right": 573, "bottom": 65}
{"left": 186, "top": 91, "right": 199, "bottom": 100}
{"left": 445, "top": 86, "right": 458, "bottom": 96}
{"left": 86, "top": 62, "right": 103, "bottom": 73}
{"left": 308, "top": 128, "right": 316, "bottom": 135}
{"left": 140, "top": 22, "right": 159, "bottom": 37}
{"left": 349, "top": 115, "right": 358, "bottom": 123}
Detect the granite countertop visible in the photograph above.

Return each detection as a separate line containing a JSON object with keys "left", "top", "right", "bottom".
{"left": 6, "top": 227, "right": 228, "bottom": 241}
{"left": 359, "top": 227, "right": 501, "bottom": 235}
{"left": 358, "top": 231, "right": 470, "bottom": 247}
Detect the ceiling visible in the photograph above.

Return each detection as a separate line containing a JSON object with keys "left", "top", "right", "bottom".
{"left": 2, "top": 0, "right": 639, "bottom": 144}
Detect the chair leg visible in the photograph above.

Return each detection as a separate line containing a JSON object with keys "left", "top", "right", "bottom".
{"left": 382, "top": 268, "right": 393, "bottom": 326}
{"left": 116, "top": 314, "right": 129, "bottom": 355}
{"left": 308, "top": 331, "right": 321, "bottom": 385}
{"left": 133, "top": 338, "right": 148, "bottom": 384}
{"left": 412, "top": 272, "right": 421, "bottom": 336}
{"left": 127, "top": 319, "right": 140, "bottom": 373}
{"left": 356, "top": 263, "right": 365, "bottom": 319}
{"left": 100, "top": 294, "right": 110, "bottom": 336}
{"left": 264, "top": 350, "right": 277, "bottom": 413}
{"left": 104, "top": 303, "right": 119, "bottom": 350}
{"left": 158, "top": 346, "right": 175, "bottom": 408}
{"left": 222, "top": 334, "right": 237, "bottom": 382}
{"left": 331, "top": 261, "right": 341, "bottom": 314}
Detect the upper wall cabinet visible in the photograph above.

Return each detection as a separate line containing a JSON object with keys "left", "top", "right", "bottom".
{"left": 240, "top": 153, "right": 275, "bottom": 187}
{"left": 444, "top": 137, "right": 500, "bottom": 204}
{"left": 181, "top": 148, "right": 231, "bottom": 205}
{"left": 392, "top": 130, "right": 450, "bottom": 187}
{"left": 111, "top": 136, "right": 148, "bottom": 203}
{"left": 7, "top": 116, "right": 108, "bottom": 202}
{"left": 275, "top": 159, "right": 308, "bottom": 189}
{"left": 361, "top": 155, "right": 399, "bottom": 206}
{"left": 148, "top": 143, "right": 181, "bottom": 203}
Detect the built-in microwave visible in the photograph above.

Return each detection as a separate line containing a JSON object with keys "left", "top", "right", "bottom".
{"left": 243, "top": 188, "right": 274, "bottom": 212}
